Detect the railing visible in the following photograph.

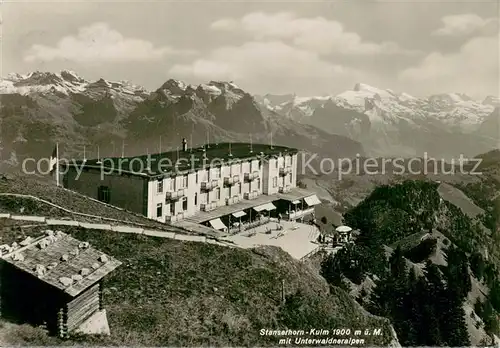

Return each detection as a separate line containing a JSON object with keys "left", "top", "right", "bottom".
{"left": 278, "top": 185, "right": 291, "bottom": 193}
{"left": 226, "top": 196, "right": 240, "bottom": 206}
{"left": 244, "top": 171, "right": 259, "bottom": 182}
{"left": 165, "top": 212, "right": 185, "bottom": 223}
{"left": 243, "top": 191, "right": 258, "bottom": 200}
{"left": 243, "top": 217, "right": 271, "bottom": 231}
{"left": 201, "top": 180, "right": 219, "bottom": 191}
{"left": 224, "top": 175, "right": 240, "bottom": 186}
{"left": 165, "top": 188, "right": 186, "bottom": 200}
{"left": 285, "top": 207, "right": 314, "bottom": 220}
{"left": 201, "top": 202, "right": 218, "bottom": 212}
{"left": 279, "top": 166, "right": 292, "bottom": 176}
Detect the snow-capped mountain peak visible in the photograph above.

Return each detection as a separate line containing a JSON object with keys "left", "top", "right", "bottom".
{"left": 0, "top": 70, "right": 150, "bottom": 101}
{"left": 428, "top": 93, "right": 474, "bottom": 105}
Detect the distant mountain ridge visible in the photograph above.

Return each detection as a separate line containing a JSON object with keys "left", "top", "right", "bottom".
{"left": 257, "top": 83, "right": 498, "bottom": 159}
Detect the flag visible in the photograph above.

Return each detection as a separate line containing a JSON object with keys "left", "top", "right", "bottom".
{"left": 49, "top": 144, "right": 58, "bottom": 173}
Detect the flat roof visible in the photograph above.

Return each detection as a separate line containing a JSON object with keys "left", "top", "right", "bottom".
{"left": 182, "top": 194, "right": 278, "bottom": 224}
{"left": 275, "top": 187, "right": 317, "bottom": 201}
{"left": 1, "top": 231, "right": 122, "bottom": 297}
{"left": 180, "top": 188, "right": 316, "bottom": 224}
{"left": 62, "top": 142, "right": 298, "bottom": 178}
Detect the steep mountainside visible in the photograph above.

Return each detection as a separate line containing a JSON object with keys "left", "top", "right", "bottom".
{"left": 0, "top": 192, "right": 398, "bottom": 346}
{"left": 0, "top": 71, "right": 148, "bottom": 165}
{"left": 321, "top": 180, "right": 500, "bottom": 346}
{"left": 0, "top": 72, "right": 363, "bottom": 172}
{"left": 121, "top": 79, "right": 364, "bottom": 159}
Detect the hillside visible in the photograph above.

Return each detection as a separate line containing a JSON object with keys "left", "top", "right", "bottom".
{"left": 0, "top": 72, "right": 363, "bottom": 173}
{"left": 0, "top": 219, "right": 397, "bottom": 346}
{"left": 321, "top": 180, "right": 500, "bottom": 346}
{"left": 0, "top": 173, "right": 179, "bottom": 231}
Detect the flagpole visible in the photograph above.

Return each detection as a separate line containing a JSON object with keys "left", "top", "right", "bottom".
{"left": 176, "top": 146, "right": 179, "bottom": 169}
{"left": 56, "top": 143, "right": 60, "bottom": 187}
{"left": 83, "top": 145, "right": 87, "bottom": 162}
{"left": 159, "top": 136, "right": 162, "bottom": 154}
{"left": 121, "top": 140, "right": 125, "bottom": 158}
{"left": 250, "top": 134, "right": 253, "bottom": 153}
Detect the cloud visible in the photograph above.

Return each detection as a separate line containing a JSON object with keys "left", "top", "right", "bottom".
{"left": 210, "top": 12, "right": 420, "bottom": 56}
{"left": 432, "top": 14, "right": 499, "bottom": 36}
{"left": 169, "top": 41, "right": 373, "bottom": 95}
{"left": 210, "top": 18, "right": 238, "bottom": 31}
{"left": 24, "top": 22, "right": 196, "bottom": 63}
{"left": 399, "top": 36, "right": 499, "bottom": 98}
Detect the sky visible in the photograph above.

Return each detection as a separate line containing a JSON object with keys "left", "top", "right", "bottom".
{"left": 2, "top": 0, "right": 499, "bottom": 99}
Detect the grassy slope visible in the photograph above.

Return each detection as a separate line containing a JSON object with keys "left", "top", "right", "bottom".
{"left": 0, "top": 223, "right": 394, "bottom": 346}
{"left": 0, "top": 174, "right": 178, "bottom": 231}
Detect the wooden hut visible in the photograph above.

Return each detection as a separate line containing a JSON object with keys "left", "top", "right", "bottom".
{"left": 0, "top": 230, "right": 121, "bottom": 337}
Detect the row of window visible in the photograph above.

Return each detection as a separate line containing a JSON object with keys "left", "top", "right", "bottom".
{"left": 156, "top": 158, "right": 294, "bottom": 194}
{"left": 156, "top": 175, "right": 292, "bottom": 218}
{"left": 157, "top": 173, "right": 292, "bottom": 194}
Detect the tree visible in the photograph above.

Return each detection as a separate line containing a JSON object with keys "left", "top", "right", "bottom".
{"left": 489, "top": 280, "right": 500, "bottom": 312}
{"left": 320, "top": 254, "right": 347, "bottom": 289}
{"left": 470, "top": 252, "right": 485, "bottom": 281}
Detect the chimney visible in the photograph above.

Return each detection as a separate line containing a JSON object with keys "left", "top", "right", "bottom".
{"left": 182, "top": 138, "right": 187, "bottom": 152}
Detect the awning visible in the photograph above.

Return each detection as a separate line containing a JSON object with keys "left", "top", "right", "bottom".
{"left": 253, "top": 204, "right": 268, "bottom": 212}
{"left": 292, "top": 200, "right": 301, "bottom": 204}
{"left": 232, "top": 211, "right": 246, "bottom": 218}
{"left": 209, "top": 218, "right": 227, "bottom": 230}
{"left": 263, "top": 202, "right": 276, "bottom": 211}
{"left": 304, "top": 195, "right": 321, "bottom": 206}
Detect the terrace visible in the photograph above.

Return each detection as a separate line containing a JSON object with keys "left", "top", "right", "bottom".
{"left": 225, "top": 219, "right": 322, "bottom": 260}
{"left": 182, "top": 194, "right": 278, "bottom": 224}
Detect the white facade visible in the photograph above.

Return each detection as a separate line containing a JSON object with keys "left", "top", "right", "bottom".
{"left": 147, "top": 153, "right": 298, "bottom": 223}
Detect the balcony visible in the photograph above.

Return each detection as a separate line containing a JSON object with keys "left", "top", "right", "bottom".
{"left": 244, "top": 171, "right": 259, "bottom": 182}
{"left": 285, "top": 207, "right": 314, "bottom": 221}
{"left": 226, "top": 195, "right": 240, "bottom": 206}
{"left": 165, "top": 212, "right": 185, "bottom": 223}
{"left": 224, "top": 175, "right": 240, "bottom": 187}
{"left": 201, "top": 180, "right": 219, "bottom": 191}
{"left": 278, "top": 185, "right": 291, "bottom": 193}
{"left": 244, "top": 190, "right": 259, "bottom": 200}
{"left": 279, "top": 166, "right": 292, "bottom": 176}
{"left": 201, "top": 202, "right": 218, "bottom": 212}
{"left": 165, "top": 188, "right": 186, "bottom": 200}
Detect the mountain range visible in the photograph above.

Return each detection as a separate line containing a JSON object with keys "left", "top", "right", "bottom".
{"left": 0, "top": 71, "right": 498, "bottom": 171}
{"left": 0, "top": 71, "right": 362, "bottom": 171}
{"left": 257, "top": 83, "right": 499, "bottom": 159}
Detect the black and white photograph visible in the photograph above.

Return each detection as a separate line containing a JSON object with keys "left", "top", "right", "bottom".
{"left": 0, "top": 0, "right": 499, "bottom": 346}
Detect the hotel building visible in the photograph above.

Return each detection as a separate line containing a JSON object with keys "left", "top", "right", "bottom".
{"left": 61, "top": 140, "right": 321, "bottom": 233}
